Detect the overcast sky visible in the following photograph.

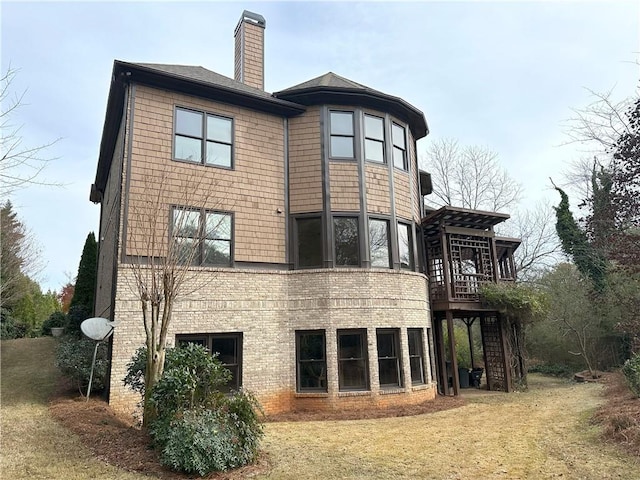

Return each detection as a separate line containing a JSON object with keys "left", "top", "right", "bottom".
{"left": 2, "top": 1, "right": 638, "bottom": 292}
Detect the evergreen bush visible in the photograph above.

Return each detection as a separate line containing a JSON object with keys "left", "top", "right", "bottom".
{"left": 41, "top": 311, "right": 66, "bottom": 336}
{"left": 621, "top": 353, "right": 640, "bottom": 397}
{"left": 55, "top": 336, "right": 109, "bottom": 393}
{"left": 124, "top": 343, "right": 263, "bottom": 475}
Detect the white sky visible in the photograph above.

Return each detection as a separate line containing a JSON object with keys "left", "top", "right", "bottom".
{"left": 1, "top": 1, "right": 638, "bottom": 292}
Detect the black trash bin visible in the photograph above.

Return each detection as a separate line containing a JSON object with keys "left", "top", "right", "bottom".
{"left": 469, "top": 368, "right": 484, "bottom": 388}
{"left": 458, "top": 367, "right": 470, "bottom": 388}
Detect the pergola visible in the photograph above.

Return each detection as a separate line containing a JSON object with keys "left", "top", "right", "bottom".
{"left": 421, "top": 206, "right": 521, "bottom": 396}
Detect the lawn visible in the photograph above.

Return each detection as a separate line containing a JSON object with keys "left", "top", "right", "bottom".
{"left": 1, "top": 337, "right": 638, "bottom": 479}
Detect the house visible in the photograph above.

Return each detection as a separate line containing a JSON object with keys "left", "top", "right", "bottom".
{"left": 91, "top": 11, "right": 519, "bottom": 417}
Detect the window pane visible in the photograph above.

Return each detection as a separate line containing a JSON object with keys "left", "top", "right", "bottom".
{"left": 369, "top": 219, "right": 390, "bottom": 268}
{"left": 392, "top": 123, "right": 405, "bottom": 149}
{"left": 206, "top": 141, "right": 232, "bottom": 167}
{"left": 173, "top": 209, "right": 200, "bottom": 237}
{"left": 340, "top": 359, "right": 367, "bottom": 389}
{"left": 175, "top": 135, "right": 202, "bottom": 162}
{"left": 207, "top": 115, "right": 232, "bottom": 143}
{"left": 365, "top": 139, "right": 384, "bottom": 163}
{"left": 393, "top": 146, "right": 406, "bottom": 170}
{"left": 175, "top": 237, "right": 197, "bottom": 264}
{"left": 379, "top": 358, "right": 400, "bottom": 386}
{"left": 299, "top": 361, "right": 327, "bottom": 390}
{"left": 330, "top": 136, "right": 354, "bottom": 158}
{"left": 205, "top": 213, "right": 231, "bottom": 240}
{"left": 176, "top": 109, "right": 202, "bottom": 137}
{"left": 408, "top": 329, "right": 421, "bottom": 356}
{"left": 203, "top": 239, "right": 231, "bottom": 265}
{"left": 377, "top": 332, "right": 396, "bottom": 358}
{"left": 339, "top": 332, "right": 365, "bottom": 359}
{"left": 299, "top": 333, "right": 325, "bottom": 361}
{"left": 365, "top": 115, "right": 384, "bottom": 140}
{"left": 177, "top": 337, "right": 208, "bottom": 348}
{"left": 297, "top": 217, "right": 323, "bottom": 268}
{"left": 211, "top": 336, "right": 237, "bottom": 365}
{"left": 398, "top": 223, "right": 413, "bottom": 270}
{"left": 334, "top": 217, "right": 359, "bottom": 266}
{"left": 330, "top": 111, "right": 353, "bottom": 135}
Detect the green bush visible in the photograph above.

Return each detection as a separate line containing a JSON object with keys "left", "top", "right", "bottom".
{"left": 0, "top": 309, "right": 27, "bottom": 339}
{"left": 124, "top": 343, "right": 263, "bottom": 475}
{"left": 41, "top": 311, "right": 66, "bottom": 336}
{"left": 528, "top": 363, "right": 573, "bottom": 377}
{"left": 65, "top": 304, "right": 90, "bottom": 337}
{"left": 621, "top": 353, "right": 640, "bottom": 397}
{"left": 55, "top": 337, "right": 109, "bottom": 394}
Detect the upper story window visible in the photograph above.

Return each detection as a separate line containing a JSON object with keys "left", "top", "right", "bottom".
{"left": 296, "top": 217, "right": 323, "bottom": 268}
{"left": 364, "top": 114, "right": 385, "bottom": 163}
{"left": 174, "top": 107, "right": 233, "bottom": 168}
{"left": 329, "top": 111, "right": 355, "bottom": 159}
{"left": 173, "top": 207, "right": 233, "bottom": 266}
{"left": 392, "top": 123, "right": 408, "bottom": 170}
{"left": 369, "top": 218, "right": 390, "bottom": 268}
{"left": 334, "top": 216, "right": 359, "bottom": 266}
{"left": 398, "top": 222, "right": 414, "bottom": 270}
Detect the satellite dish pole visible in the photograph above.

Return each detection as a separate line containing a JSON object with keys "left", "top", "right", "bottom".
{"left": 80, "top": 317, "right": 117, "bottom": 402}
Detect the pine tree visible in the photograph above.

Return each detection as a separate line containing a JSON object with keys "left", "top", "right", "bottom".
{"left": 70, "top": 232, "right": 98, "bottom": 313}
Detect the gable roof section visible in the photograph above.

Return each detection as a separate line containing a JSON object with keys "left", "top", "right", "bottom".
{"left": 274, "top": 72, "right": 429, "bottom": 139}
{"left": 92, "top": 61, "right": 306, "bottom": 198}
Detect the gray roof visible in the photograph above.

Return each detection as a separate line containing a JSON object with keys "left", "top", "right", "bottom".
{"left": 277, "top": 72, "right": 373, "bottom": 93}
{"left": 131, "top": 62, "right": 279, "bottom": 101}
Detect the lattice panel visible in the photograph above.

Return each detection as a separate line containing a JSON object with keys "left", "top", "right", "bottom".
{"left": 448, "top": 235, "right": 494, "bottom": 300}
{"left": 481, "top": 316, "right": 507, "bottom": 391}
{"left": 426, "top": 243, "right": 446, "bottom": 301}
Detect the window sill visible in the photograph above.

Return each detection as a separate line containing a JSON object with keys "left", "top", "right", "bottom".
{"left": 411, "top": 383, "right": 430, "bottom": 391}
{"left": 379, "top": 387, "right": 406, "bottom": 395}
{"left": 337, "top": 390, "right": 371, "bottom": 397}
{"left": 295, "top": 392, "right": 329, "bottom": 398}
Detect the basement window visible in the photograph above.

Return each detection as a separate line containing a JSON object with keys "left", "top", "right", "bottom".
{"left": 296, "top": 330, "right": 327, "bottom": 392}
{"left": 377, "top": 329, "right": 403, "bottom": 388}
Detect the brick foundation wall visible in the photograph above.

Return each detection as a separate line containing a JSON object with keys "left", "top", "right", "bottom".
{"left": 108, "top": 267, "right": 434, "bottom": 417}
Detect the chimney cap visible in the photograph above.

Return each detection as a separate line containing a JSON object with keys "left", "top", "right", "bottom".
{"left": 235, "top": 10, "right": 266, "bottom": 33}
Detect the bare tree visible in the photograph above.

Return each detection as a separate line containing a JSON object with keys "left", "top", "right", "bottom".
{"left": 502, "top": 203, "right": 562, "bottom": 281}
{"left": 124, "top": 166, "right": 230, "bottom": 426}
{"left": 0, "top": 66, "right": 60, "bottom": 198}
{"left": 421, "top": 138, "right": 522, "bottom": 212}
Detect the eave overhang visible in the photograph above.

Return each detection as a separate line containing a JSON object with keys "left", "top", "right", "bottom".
{"left": 273, "top": 86, "right": 429, "bottom": 140}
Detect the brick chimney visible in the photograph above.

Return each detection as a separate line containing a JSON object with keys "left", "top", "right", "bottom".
{"left": 234, "top": 11, "right": 266, "bottom": 90}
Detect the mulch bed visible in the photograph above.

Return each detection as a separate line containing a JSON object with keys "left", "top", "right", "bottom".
{"left": 48, "top": 380, "right": 465, "bottom": 478}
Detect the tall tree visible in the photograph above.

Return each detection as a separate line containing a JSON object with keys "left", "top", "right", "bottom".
{"left": 551, "top": 184, "right": 607, "bottom": 292}
{"left": 70, "top": 232, "right": 97, "bottom": 313}
{"left": 0, "top": 201, "right": 42, "bottom": 309}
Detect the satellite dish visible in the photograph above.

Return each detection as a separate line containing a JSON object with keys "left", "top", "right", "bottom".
{"left": 81, "top": 317, "right": 117, "bottom": 402}
{"left": 81, "top": 317, "right": 117, "bottom": 341}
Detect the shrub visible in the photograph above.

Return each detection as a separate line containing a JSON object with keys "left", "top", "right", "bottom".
{"left": 41, "top": 311, "right": 66, "bottom": 336}
{"left": 65, "top": 304, "right": 90, "bottom": 337}
{"left": 622, "top": 353, "right": 640, "bottom": 397}
{"left": 55, "top": 336, "right": 109, "bottom": 394}
{"left": 124, "top": 343, "right": 263, "bottom": 475}
{"left": 528, "top": 363, "right": 573, "bottom": 377}
{"left": 0, "top": 309, "right": 27, "bottom": 339}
